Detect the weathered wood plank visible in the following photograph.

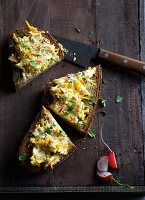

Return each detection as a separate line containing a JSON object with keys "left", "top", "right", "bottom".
{"left": 140, "top": 0, "right": 145, "bottom": 177}
{"left": 95, "top": 0, "right": 144, "bottom": 185}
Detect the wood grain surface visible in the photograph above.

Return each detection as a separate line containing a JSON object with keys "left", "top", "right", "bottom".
{"left": 0, "top": 0, "right": 144, "bottom": 192}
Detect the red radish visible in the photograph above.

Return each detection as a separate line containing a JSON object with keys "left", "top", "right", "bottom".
{"left": 97, "top": 156, "right": 108, "bottom": 172}
{"left": 100, "top": 156, "right": 108, "bottom": 161}
{"left": 96, "top": 171, "right": 113, "bottom": 182}
{"left": 108, "top": 151, "right": 118, "bottom": 169}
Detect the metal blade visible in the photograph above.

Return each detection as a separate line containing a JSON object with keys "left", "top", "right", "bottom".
{"left": 54, "top": 36, "right": 100, "bottom": 68}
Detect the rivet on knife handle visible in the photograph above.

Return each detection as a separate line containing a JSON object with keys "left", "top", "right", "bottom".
{"left": 99, "top": 49, "right": 145, "bottom": 75}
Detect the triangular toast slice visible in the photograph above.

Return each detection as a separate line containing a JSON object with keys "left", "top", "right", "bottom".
{"left": 18, "top": 106, "right": 76, "bottom": 173}
{"left": 8, "top": 21, "right": 64, "bottom": 91}
{"left": 43, "top": 66, "right": 102, "bottom": 135}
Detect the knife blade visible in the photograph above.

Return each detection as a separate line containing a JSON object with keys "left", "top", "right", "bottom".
{"left": 55, "top": 36, "right": 145, "bottom": 75}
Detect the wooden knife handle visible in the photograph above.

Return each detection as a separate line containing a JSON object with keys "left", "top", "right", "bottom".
{"left": 99, "top": 49, "right": 145, "bottom": 75}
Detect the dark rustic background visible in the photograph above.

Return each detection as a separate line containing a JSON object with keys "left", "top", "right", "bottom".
{"left": 0, "top": 0, "right": 145, "bottom": 193}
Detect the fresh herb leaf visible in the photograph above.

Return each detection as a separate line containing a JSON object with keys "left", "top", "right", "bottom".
{"left": 89, "top": 96, "right": 96, "bottom": 106}
{"left": 88, "top": 31, "right": 94, "bottom": 39}
{"left": 75, "top": 122, "right": 81, "bottom": 129}
{"left": 19, "top": 154, "right": 26, "bottom": 161}
{"left": 30, "top": 60, "right": 37, "bottom": 67}
{"left": 98, "top": 97, "right": 107, "bottom": 107}
{"left": 116, "top": 96, "right": 123, "bottom": 103}
{"left": 74, "top": 27, "right": 81, "bottom": 33}
{"left": 63, "top": 48, "right": 69, "bottom": 54}
{"left": 45, "top": 127, "right": 52, "bottom": 135}
{"left": 65, "top": 104, "right": 75, "bottom": 115}
{"left": 13, "top": 73, "right": 21, "bottom": 82}
{"left": 87, "top": 128, "right": 96, "bottom": 138}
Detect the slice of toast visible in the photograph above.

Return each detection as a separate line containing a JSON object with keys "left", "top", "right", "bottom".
{"left": 18, "top": 106, "right": 76, "bottom": 173}
{"left": 8, "top": 21, "right": 64, "bottom": 91}
{"left": 43, "top": 66, "right": 102, "bottom": 135}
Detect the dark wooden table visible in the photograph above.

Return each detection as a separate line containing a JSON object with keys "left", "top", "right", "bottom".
{"left": 0, "top": 0, "right": 145, "bottom": 193}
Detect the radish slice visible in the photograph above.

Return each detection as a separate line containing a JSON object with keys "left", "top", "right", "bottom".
{"left": 96, "top": 171, "right": 113, "bottom": 182}
{"left": 108, "top": 151, "right": 118, "bottom": 169}
{"left": 100, "top": 156, "right": 108, "bottom": 161}
{"left": 97, "top": 157, "right": 108, "bottom": 172}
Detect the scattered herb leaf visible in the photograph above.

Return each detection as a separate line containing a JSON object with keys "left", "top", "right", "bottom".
{"left": 87, "top": 128, "right": 96, "bottom": 138}
{"left": 116, "top": 96, "right": 123, "bottom": 103}
{"left": 63, "top": 48, "right": 69, "bottom": 54}
{"left": 19, "top": 154, "right": 26, "bottom": 161}
{"left": 13, "top": 73, "right": 21, "bottom": 82}
{"left": 74, "top": 27, "right": 81, "bottom": 33}
{"left": 88, "top": 31, "right": 94, "bottom": 39}
{"left": 98, "top": 97, "right": 107, "bottom": 107}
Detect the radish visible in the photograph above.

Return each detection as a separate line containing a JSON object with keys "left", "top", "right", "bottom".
{"left": 97, "top": 156, "right": 108, "bottom": 172}
{"left": 96, "top": 171, "right": 113, "bottom": 182}
{"left": 108, "top": 151, "right": 118, "bottom": 169}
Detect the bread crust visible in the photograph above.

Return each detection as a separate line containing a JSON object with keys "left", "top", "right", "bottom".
{"left": 9, "top": 28, "right": 64, "bottom": 91}
{"left": 18, "top": 106, "right": 76, "bottom": 173}
{"left": 43, "top": 65, "right": 102, "bottom": 136}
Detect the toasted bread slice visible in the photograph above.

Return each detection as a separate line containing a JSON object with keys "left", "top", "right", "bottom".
{"left": 43, "top": 66, "right": 102, "bottom": 135}
{"left": 18, "top": 106, "right": 76, "bottom": 173}
{"left": 8, "top": 21, "right": 64, "bottom": 91}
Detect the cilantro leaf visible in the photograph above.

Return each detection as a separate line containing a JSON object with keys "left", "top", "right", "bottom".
{"left": 98, "top": 97, "right": 107, "bottom": 107}
{"left": 116, "top": 96, "right": 123, "bottom": 103}
{"left": 88, "top": 31, "right": 94, "bottom": 39}
{"left": 87, "top": 128, "right": 96, "bottom": 138}
{"left": 19, "top": 154, "right": 26, "bottom": 161}
{"left": 13, "top": 73, "right": 21, "bottom": 82}
{"left": 45, "top": 127, "right": 52, "bottom": 135}
{"left": 30, "top": 61, "right": 37, "bottom": 67}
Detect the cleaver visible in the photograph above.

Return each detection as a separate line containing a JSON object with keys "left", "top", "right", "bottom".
{"left": 55, "top": 36, "right": 145, "bottom": 75}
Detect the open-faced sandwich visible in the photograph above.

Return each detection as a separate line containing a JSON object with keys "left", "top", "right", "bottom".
{"left": 18, "top": 106, "right": 76, "bottom": 173}
{"left": 43, "top": 66, "right": 102, "bottom": 135}
{"left": 8, "top": 21, "right": 64, "bottom": 91}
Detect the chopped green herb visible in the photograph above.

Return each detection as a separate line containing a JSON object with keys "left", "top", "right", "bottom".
{"left": 13, "top": 73, "right": 21, "bottom": 82}
{"left": 36, "top": 134, "right": 41, "bottom": 139}
{"left": 75, "top": 122, "right": 81, "bottom": 129}
{"left": 89, "top": 96, "right": 96, "bottom": 106}
{"left": 98, "top": 97, "right": 107, "bottom": 107}
{"left": 74, "top": 27, "right": 81, "bottom": 33}
{"left": 63, "top": 48, "right": 69, "bottom": 54}
{"left": 19, "top": 154, "right": 26, "bottom": 161}
{"left": 88, "top": 31, "right": 94, "bottom": 39}
{"left": 30, "top": 61, "right": 37, "bottom": 67}
{"left": 87, "top": 128, "right": 96, "bottom": 138}
{"left": 45, "top": 127, "right": 52, "bottom": 135}
{"left": 116, "top": 96, "right": 123, "bottom": 103}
